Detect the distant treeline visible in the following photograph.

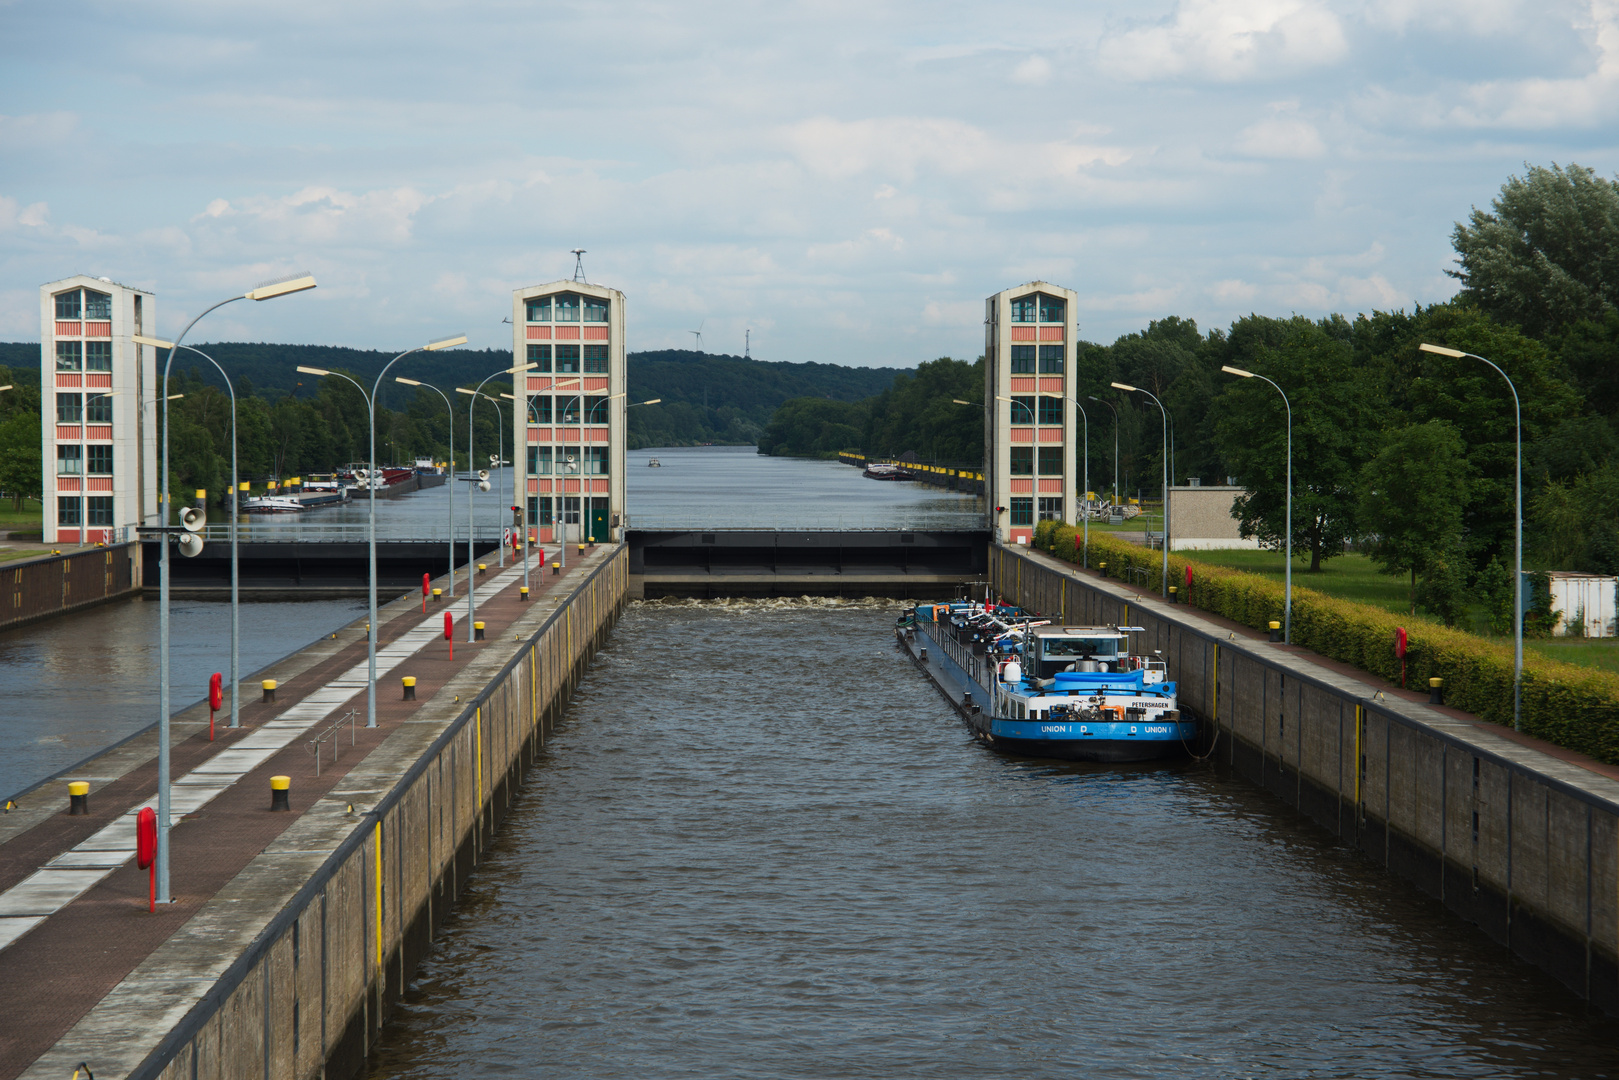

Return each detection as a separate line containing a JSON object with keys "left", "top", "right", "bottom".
{"left": 0, "top": 342, "right": 906, "bottom": 452}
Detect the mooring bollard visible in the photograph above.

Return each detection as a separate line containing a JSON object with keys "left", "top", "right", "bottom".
{"left": 477, "top": 562, "right": 487, "bottom": 576}
{"left": 262, "top": 679, "right": 277, "bottom": 704}
{"left": 552, "top": 561, "right": 560, "bottom": 575}
{"left": 402, "top": 676, "right": 417, "bottom": 701}
{"left": 433, "top": 587, "right": 443, "bottom": 602}
{"left": 68, "top": 780, "right": 89, "bottom": 815}
{"left": 520, "top": 586, "right": 530, "bottom": 601}
{"left": 920, "top": 647, "right": 928, "bottom": 662}
{"left": 270, "top": 775, "right": 291, "bottom": 811}
{"left": 963, "top": 691, "right": 974, "bottom": 708}
{"left": 1269, "top": 621, "right": 1281, "bottom": 643}
{"left": 1429, "top": 677, "right": 1444, "bottom": 705}
{"left": 474, "top": 621, "right": 485, "bottom": 641}
{"left": 1168, "top": 585, "right": 1178, "bottom": 604}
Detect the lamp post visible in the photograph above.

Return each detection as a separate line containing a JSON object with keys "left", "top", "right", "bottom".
{"left": 1421, "top": 342, "right": 1523, "bottom": 730}
{"left": 1070, "top": 397, "right": 1090, "bottom": 568}
{"left": 395, "top": 377, "right": 457, "bottom": 595}
{"left": 298, "top": 332, "right": 466, "bottom": 730}
{"left": 466, "top": 389, "right": 509, "bottom": 566}
{"left": 953, "top": 396, "right": 1015, "bottom": 537}
{"left": 1111, "top": 381, "right": 1169, "bottom": 598}
{"left": 1222, "top": 366, "right": 1291, "bottom": 643}
{"left": 144, "top": 272, "right": 316, "bottom": 904}
{"left": 458, "top": 363, "right": 535, "bottom": 641}
{"left": 1088, "top": 395, "right": 1120, "bottom": 510}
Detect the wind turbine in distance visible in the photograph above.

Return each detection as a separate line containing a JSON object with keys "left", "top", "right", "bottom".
{"left": 689, "top": 320, "right": 704, "bottom": 352}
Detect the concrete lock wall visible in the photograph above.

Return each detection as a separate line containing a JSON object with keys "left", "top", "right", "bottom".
{"left": 3, "top": 543, "right": 140, "bottom": 631}
{"left": 990, "top": 543, "right": 1619, "bottom": 1013}
{"left": 88, "top": 545, "right": 629, "bottom": 1080}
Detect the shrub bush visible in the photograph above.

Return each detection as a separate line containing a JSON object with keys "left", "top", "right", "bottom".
{"left": 1033, "top": 525, "right": 1619, "bottom": 763}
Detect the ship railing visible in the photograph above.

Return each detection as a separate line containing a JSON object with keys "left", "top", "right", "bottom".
{"left": 187, "top": 523, "right": 510, "bottom": 544}
{"left": 921, "top": 614, "right": 983, "bottom": 686}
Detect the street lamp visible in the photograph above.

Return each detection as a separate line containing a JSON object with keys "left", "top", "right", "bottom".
{"left": 396, "top": 377, "right": 457, "bottom": 596}
{"left": 144, "top": 271, "right": 316, "bottom": 905}
{"left": 465, "top": 389, "right": 508, "bottom": 567}
{"left": 1088, "top": 395, "right": 1120, "bottom": 510}
{"left": 1070, "top": 397, "right": 1090, "bottom": 568}
{"left": 1111, "top": 381, "right": 1169, "bottom": 598}
{"left": 140, "top": 339, "right": 244, "bottom": 723}
{"left": 1421, "top": 342, "right": 1523, "bottom": 730}
{"left": 458, "top": 363, "right": 534, "bottom": 641}
{"left": 953, "top": 397, "right": 1015, "bottom": 537}
{"left": 1222, "top": 365, "right": 1292, "bottom": 643}
{"left": 298, "top": 331, "right": 466, "bottom": 731}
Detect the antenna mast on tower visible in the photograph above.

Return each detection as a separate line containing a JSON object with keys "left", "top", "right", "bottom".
{"left": 570, "top": 249, "right": 587, "bottom": 283}
{"left": 745, "top": 329, "right": 751, "bottom": 359}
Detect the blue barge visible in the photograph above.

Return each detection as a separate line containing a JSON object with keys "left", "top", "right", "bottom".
{"left": 898, "top": 601, "right": 1197, "bottom": 762}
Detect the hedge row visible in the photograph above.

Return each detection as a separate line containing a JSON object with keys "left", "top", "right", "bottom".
{"left": 1030, "top": 521, "right": 1619, "bottom": 765}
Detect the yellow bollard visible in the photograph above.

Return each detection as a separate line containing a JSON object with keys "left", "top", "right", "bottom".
{"left": 477, "top": 563, "right": 487, "bottom": 575}
{"left": 551, "top": 561, "right": 560, "bottom": 575}
{"left": 270, "top": 775, "right": 291, "bottom": 812}
{"left": 519, "top": 586, "right": 529, "bottom": 601}
{"left": 473, "top": 621, "right": 485, "bottom": 641}
{"left": 68, "top": 780, "right": 89, "bottom": 815}
{"left": 1268, "top": 620, "right": 1281, "bottom": 642}
{"left": 262, "top": 679, "right": 277, "bottom": 704}
{"left": 1429, "top": 677, "right": 1444, "bottom": 705}
{"left": 432, "top": 587, "right": 443, "bottom": 601}
{"left": 402, "top": 676, "right": 417, "bottom": 701}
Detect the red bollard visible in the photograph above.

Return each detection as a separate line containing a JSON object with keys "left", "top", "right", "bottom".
{"left": 208, "top": 672, "right": 223, "bottom": 741}
{"left": 444, "top": 611, "right": 454, "bottom": 661}
{"left": 422, "top": 572, "right": 430, "bottom": 613}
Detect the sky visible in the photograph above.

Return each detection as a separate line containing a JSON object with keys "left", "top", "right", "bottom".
{"left": 2, "top": 0, "right": 1617, "bottom": 367}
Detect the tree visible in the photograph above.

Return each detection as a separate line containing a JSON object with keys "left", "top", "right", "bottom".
{"left": 1212, "top": 316, "right": 1379, "bottom": 571}
{"left": 757, "top": 397, "right": 867, "bottom": 458}
{"left": 1358, "top": 421, "right": 1470, "bottom": 615}
{"left": 0, "top": 411, "right": 41, "bottom": 511}
{"left": 1450, "top": 163, "right": 1619, "bottom": 339}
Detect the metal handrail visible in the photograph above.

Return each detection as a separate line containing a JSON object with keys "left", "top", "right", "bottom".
{"left": 307, "top": 709, "right": 357, "bottom": 776}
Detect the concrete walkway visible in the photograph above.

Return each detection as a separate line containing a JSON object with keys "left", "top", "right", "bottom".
{"left": 0, "top": 547, "right": 597, "bottom": 1079}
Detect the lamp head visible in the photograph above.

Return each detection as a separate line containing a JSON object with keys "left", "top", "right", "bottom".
{"left": 246, "top": 272, "right": 317, "bottom": 301}
{"left": 296, "top": 365, "right": 330, "bottom": 377}
{"left": 132, "top": 334, "right": 176, "bottom": 350}
{"left": 0, "top": 385, "right": 12, "bottom": 393}
{"left": 395, "top": 377, "right": 423, "bottom": 387}
{"left": 426, "top": 334, "right": 469, "bottom": 351}
{"left": 455, "top": 387, "right": 477, "bottom": 396}
{"left": 1419, "top": 343, "right": 1466, "bottom": 358}
{"left": 639, "top": 398, "right": 662, "bottom": 405}
{"left": 1221, "top": 365, "right": 1255, "bottom": 378}
{"left": 505, "top": 362, "right": 538, "bottom": 374}
{"left": 1110, "top": 381, "right": 1137, "bottom": 392}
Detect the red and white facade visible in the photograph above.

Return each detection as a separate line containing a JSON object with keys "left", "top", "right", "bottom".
{"left": 983, "top": 281, "right": 1080, "bottom": 545}
{"left": 40, "top": 275, "right": 158, "bottom": 544}
{"left": 511, "top": 280, "right": 627, "bottom": 544}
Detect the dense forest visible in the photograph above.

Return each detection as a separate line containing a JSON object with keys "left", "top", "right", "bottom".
{"left": 759, "top": 163, "right": 1619, "bottom": 612}
{"left": 0, "top": 342, "right": 906, "bottom": 510}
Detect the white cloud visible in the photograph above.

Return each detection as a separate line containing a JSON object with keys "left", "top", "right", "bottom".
{"left": 1101, "top": 0, "right": 1349, "bottom": 82}
{"left": 1011, "top": 55, "right": 1053, "bottom": 85}
{"left": 1235, "top": 102, "right": 1326, "bottom": 157}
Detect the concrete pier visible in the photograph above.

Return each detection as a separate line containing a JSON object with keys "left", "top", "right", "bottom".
{"left": 991, "top": 542, "right": 1619, "bottom": 1013}
{"left": 1, "top": 543, "right": 626, "bottom": 1079}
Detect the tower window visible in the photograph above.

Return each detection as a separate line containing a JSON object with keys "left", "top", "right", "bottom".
{"left": 527, "top": 445, "right": 552, "bottom": 475}
{"left": 1010, "top": 447, "right": 1033, "bottom": 475}
{"left": 86, "top": 342, "right": 112, "bottom": 371}
{"left": 1038, "top": 447, "right": 1064, "bottom": 474}
{"left": 57, "top": 394, "right": 82, "bottom": 423}
{"left": 57, "top": 445, "right": 82, "bottom": 474}
{"left": 86, "top": 395, "right": 113, "bottom": 423}
{"left": 87, "top": 496, "right": 114, "bottom": 526}
{"left": 554, "top": 294, "right": 580, "bottom": 322}
{"left": 583, "top": 296, "right": 609, "bottom": 323}
{"left": 87, "top": 445, "right": 114, "bottom": 475}
{"left": 1038, "top": 294, "right": 1065, "bottom": 323}
{"left": 555, "top": 344, "right": 580, "bottom": 373}
{"left": 1010, "top": 345, "right": 1036, "bottom": 374}
{"left": 557, "top": 395, "right": 581, "bottom": 424}
{"left": 1011, "top": 296, "right": 1037, "bottom": 323}
{"left": 1038, "top": 397, "right": 1063, "bottom": 425}
{"left": 587, "top": 396, "right": 609, "bottom": 424}
{"left": 1009, "top": 396, "right": 1035, "bottom": 425}
{"left": 84, "top": 290, "right": 112, "bottom": 319}
{"left": 55, "top": 291, "right": 81, "bottom": 320}
{"left": 58, "top": 496, "right": 81, "bottom": 526}
{"left": 527, "top": 395, "right": 553, "bottom": 424}
{"left": 56, "top": 342, "right": 82, "bottom": 371}
{"left": 527, "top": 344, "right": 552, "bottom": 372}
{"left": 1037, "top": 497, "right": 1063, "bottom": 521}
{"left": 585, "top": 446, "right": 610, "bottom": 475}
{"left": 1038, "top": 345, "right": 1063, "bottom": 373}
{"left": 583, "top": 344, "right": 608, "bottom": 373}
{"left": 1010, "top": 497, "right": 1034, "bottom": 526}
{"left": 526, "top": 296, "right": 552, "bottom": 322}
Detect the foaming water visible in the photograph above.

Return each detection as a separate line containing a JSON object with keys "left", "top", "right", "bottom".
{"left": 368, "top": 601, "right": 1615, "bottom": 1079}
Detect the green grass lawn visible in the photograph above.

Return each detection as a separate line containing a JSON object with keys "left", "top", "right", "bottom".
{"left": 1181, "top": 549, "right": 1419, "bottom": 616}
{"left": 0, "top": 498, "right": 43, "bottom": 528}
{"left": 1526, "top": 639, "right": 1619, "bottom": 675}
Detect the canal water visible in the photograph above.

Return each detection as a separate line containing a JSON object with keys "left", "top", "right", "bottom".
{"left": 367, "top": 600, "right": 1616, "bottom": 1079}
{"left": 1, "top": 448, "right": 977, "bottom": 800}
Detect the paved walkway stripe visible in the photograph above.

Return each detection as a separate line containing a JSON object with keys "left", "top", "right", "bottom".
{"left": 0, "top": 563, "right": 533, "bottom": 954}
